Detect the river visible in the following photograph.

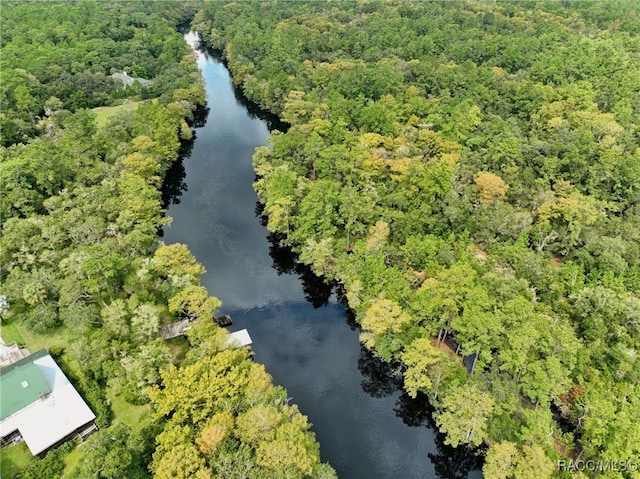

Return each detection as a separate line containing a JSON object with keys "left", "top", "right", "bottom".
{"left": 162, "top": 32, "right": 482, "bottom": 479}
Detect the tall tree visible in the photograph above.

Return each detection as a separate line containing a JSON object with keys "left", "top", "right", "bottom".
{"left": 435, "top": 384, "right": 495, "bottom": 447}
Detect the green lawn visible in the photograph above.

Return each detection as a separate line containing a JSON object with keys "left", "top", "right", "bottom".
{"left": 107, "top": 389, "right": 152, "bottom": 431}
{"left": 0, "top": 317, "right": 25, "bottom": 346}
{"left": 61, "top": 393, "right": 152, "bottom": 477}
{"left": 92, "top": 100, "right": 142, "bottom": 129}
{"left": 166, "top": 335, "right": 190, "bottom": 364}
{"left": 0, "top": 315, "right": 68, "bottom": 354}
{"left": 61, "top": 444, "right": 82, "bottom": 477}
{"left": 0, "top": 442, "right": 34, "bottom": 478}
{"left": 92, "top": 98, "right": 159, "bottom": 129}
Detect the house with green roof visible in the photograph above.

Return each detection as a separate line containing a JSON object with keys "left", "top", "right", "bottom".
{"left": 1, "top": 362, "right": 51, "bottom": 420}
{"left": 0, "top": 349, "right": 96, "bottom": 456}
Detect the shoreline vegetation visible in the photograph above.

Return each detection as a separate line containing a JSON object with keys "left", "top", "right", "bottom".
{"left": 2, "top": 1, "right": 639, "bottom": 478}
{"left": 1, "top": 2, "right": 334, "bottom": 478}
{"left": 193, "top": 1, "right": 640, "bottom": 477}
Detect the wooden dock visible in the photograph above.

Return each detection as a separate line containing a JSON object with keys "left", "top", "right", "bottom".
{"left": 159, "top": 315, "right": 236, "bottom": 341}
{"left": 159, "top": 319, "right": 191, "bottom": 340}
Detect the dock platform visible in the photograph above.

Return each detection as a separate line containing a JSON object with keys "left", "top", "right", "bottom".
{"left": 226, "top": 329, "right": 252, "bottom": 348}
{"left": 159, "top": 319, "right": 191, "bottom": 340}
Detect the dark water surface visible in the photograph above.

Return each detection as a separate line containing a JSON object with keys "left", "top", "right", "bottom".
{"left": 162, "top": 32, "right": 482, "bottom": 479}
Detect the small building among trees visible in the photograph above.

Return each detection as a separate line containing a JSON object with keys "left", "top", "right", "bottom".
{"left": 0, "top": 349, "right": 97, "bottom": 456}
{"left": 111, "top": 71, "right": 153, "bottom": 89}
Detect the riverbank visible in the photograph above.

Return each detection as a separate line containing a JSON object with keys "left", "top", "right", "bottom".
{"left": 162, "top": 32, "right": 482, "bottom": 479}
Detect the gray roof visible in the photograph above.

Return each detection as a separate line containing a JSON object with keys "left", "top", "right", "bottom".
{"left": 111, "top": 72, "right": 153, "bottom": 88}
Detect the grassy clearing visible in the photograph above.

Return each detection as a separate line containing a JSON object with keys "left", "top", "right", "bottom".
{"left": 166, "top": 335, "right": 190, "bottom": 364}
{"left": 1, "top": 311, "right": 68, "bottom": 352}
{"left": 107, "top": 388, "right": 152, "bottom": 431}
{"left": 1, "top": 318, "right": 69, "bottom": 353}
{"left": 0, "top": 317, "right": 25, "bottom": 345}
{"left": 61, "top": 443, "right": 82, "bottom": 478}
{"left": 0, "top": 442, "right": 33, "bottom": 478}
{"left": 61, "top": 392, "right": 153, "bottom": 478}
{"left": 19, "top": 326, "right": 68, "bottom": 353}
{"left": 92, "top": 98, "right": 159, "bottom": 129}
{"left": 93, "top": 100, "right": 142, "bottom": 129}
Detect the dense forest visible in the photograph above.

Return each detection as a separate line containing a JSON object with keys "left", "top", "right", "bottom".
{"left": 191, "top": 1, "right": 640, "bottom": 477}
{"left": 0, "top": 2, "right": 333, "bottom": 478}
{"left": 2, "top": 0, "right": 640, "bottom": 478}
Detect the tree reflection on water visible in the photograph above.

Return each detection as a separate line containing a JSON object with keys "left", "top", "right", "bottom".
{"left": 264, "top": 226, "right": 484, "bottom": 479}
{"left": 359, "top": 344, "right": 485, "bottom": 479}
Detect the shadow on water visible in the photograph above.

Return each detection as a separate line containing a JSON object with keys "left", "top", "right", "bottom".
{"left": 232, "top": 82, "right": 289, "bottom": 132}
{"left": 162, "top": 157, "right": 188, "bottom": 210}
{"left": 264, "top": 219, "right": 485, "bottom": 478}
{"left": 358, "top": 346, "right": 404, "bottom": 398}
{"left": 259, "top": 197, "right": 362, "bottom": 326}
{"left": 430, "top": 438, "right": 485, "bottom": 479}
{"left": 190, "top": 103, "right": 210, "bottom": 129}
{"left": 161, "top": 102, "right": 210, "bottom": 212}
{"left": 265, "top": 228, "right": 334, "bottom": 308}
{"left": 400, "top": 395, "right": 485, "bottom": 479}
{"left": 359, "top": 345, "right": 485, "bottom": 479}
{"left": 334, "top": 283, "right": 360, "bottom": 331}
{"left": 202, "top": 48, "right": 289, "bottom": 133}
